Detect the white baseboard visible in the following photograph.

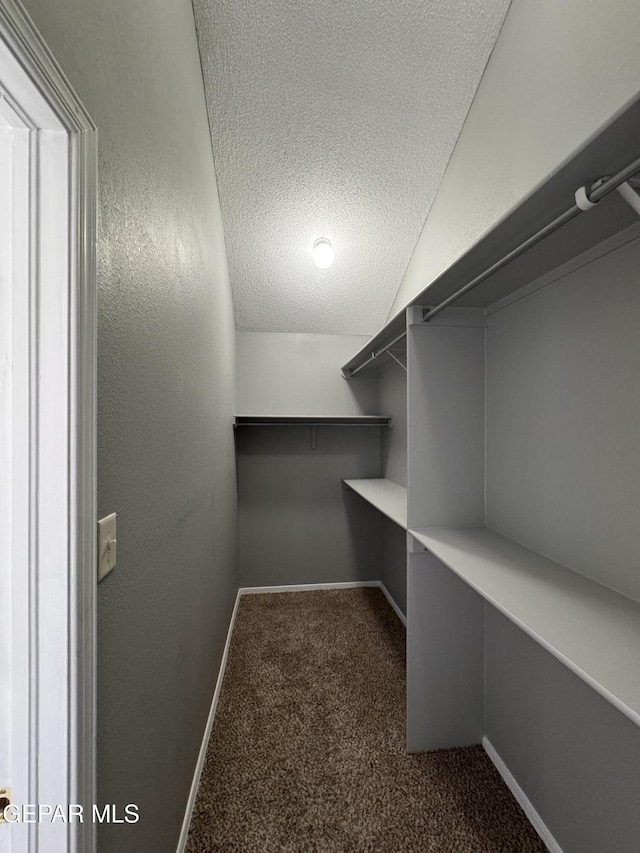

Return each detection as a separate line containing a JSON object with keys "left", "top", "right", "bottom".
{"left": 176, "top": 580, "right": 406, "bottom": 852}
{"left": 483, "top": 737, "right": 562, "bottom": 853}
{"left": 238, "top": 580, "right": 407, "bottom": 627}
{"left": 176, "top": 589, "right": 242, "bottom": 853}
{"left": 238, "top": 580, "right": 379, "bottom": 594}
{"left": 377, "top": 580, "right": 407, "bottom": 626}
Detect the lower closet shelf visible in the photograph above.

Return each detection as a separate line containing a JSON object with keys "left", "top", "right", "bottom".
{"left": 409, "top": 526, "right": 640, "bottom": 727}
{"left": 343, "top": 478, "right": 407, "bottom": 529}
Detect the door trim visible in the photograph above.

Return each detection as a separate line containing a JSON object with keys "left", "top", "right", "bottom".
{"left": 0, "top": 2, "right": 97, "bottom": 851}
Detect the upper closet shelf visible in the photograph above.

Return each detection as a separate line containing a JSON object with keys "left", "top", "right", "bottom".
{"left": 343, "top": 478, "right": 407, "bottom": 529}
{"left": 234, "top": 415, "right": 391, "bottom": 427}
{"left": 342, "top": 96, "right": 640, "bottom": 378}
{"left": 409, "top": 525, "right": 640, "bottom": 728}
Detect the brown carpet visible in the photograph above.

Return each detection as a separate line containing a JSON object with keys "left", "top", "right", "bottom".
{"left": 186, "top": 588, "right": 546, "bottom": 852}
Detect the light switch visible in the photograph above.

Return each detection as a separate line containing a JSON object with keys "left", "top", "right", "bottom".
{"left": 97, "top": 513, "right": 117, "bottom": 582}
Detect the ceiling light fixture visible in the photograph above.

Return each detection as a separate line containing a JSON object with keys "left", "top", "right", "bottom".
{"left": 312, "top": 238, "right": 335, "bottom": 269}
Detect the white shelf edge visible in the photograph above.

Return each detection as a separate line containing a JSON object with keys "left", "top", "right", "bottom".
{"left": 343, "top": 478, "right": 408, "bottom": 530}
{"left": 409, "top": 526, "right": 640, "bottom": 729}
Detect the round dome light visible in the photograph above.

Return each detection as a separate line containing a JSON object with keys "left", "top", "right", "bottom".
{"left": 312, "top": 238, "right": 335, "bottom": 269}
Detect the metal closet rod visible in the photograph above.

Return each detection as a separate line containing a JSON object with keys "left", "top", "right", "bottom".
{"left": 344, "top": 151, "right": 640, "bottom": 379}
{"left": 422, "top": 153, "right": 640, "bottom": 323}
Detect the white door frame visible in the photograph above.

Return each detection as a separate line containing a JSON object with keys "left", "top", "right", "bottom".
{"left": 0, "top": 1, "right": 97, "bottom": 852}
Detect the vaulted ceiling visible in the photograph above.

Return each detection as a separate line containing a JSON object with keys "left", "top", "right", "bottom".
{"left": 193, "top": 0, "right": 511, "bottom": 335}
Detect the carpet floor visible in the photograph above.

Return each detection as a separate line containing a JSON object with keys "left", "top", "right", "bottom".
{"left": 186, "top": 588, "right": 547, "bottom": 852}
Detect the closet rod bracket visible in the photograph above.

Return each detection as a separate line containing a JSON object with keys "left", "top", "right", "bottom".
{"left": 576, "top": 177, "right": 640, "bottom": 218}
{"left": 574, "top": 176, "right": 609, "bottom": 211}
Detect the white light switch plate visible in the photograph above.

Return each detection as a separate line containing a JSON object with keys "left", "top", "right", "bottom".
{"left": 97, "top": 513, "right": 117, "bottom": 582}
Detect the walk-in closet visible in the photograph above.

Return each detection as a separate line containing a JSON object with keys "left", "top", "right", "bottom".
{"left": 21, "top": 0, "right": 640, "bottom": 849}
{"left": 220, "top": 95, "right": 640, "bottom": 853}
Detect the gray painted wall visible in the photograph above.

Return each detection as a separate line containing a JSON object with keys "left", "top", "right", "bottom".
{"left": 236, "top": 332, "right": 383, "bottom": 588}
{"left": 486, "top": 233, "right": 640, "bottom": 602}
{"left": 235, "top": 334, "right": 408, "bottom": 609}
{"left": 390, "top": 0, "right": 640, "bottom": 316}
{"left": 236, "top": 331, "right": 379, "bottom": 415}
{"left": 20, "top": 2, "right": 239, "bottom": 852}
{"left": 486, "top": 608, "right": 640, "bottom": 853}
{"left": 237, "top": 426, "right": 381, "bottom": 587}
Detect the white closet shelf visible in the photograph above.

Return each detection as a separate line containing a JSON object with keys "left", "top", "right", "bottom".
{"left": 343, "top": 478, "right": 407, "bottom": 529}
{"left": 341, "top": 98, "right": 640, "bottom": 379}
{"left": 409, "top": 525, "right": 640, "bottom": 727}
{"left": 234, "top": 415, "right": 391, "bottom": 427}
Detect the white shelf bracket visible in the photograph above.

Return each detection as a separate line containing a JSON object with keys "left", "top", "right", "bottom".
{"left": 617, "top": 181, "right": 640, "bottom": 218}
{"left": 386, "top": 350, "right": 407, "bottom": 372}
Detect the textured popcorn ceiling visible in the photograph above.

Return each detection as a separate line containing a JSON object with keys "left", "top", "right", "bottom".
{"left": 193, "top": 0, "right": 511, "bottom": 335}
